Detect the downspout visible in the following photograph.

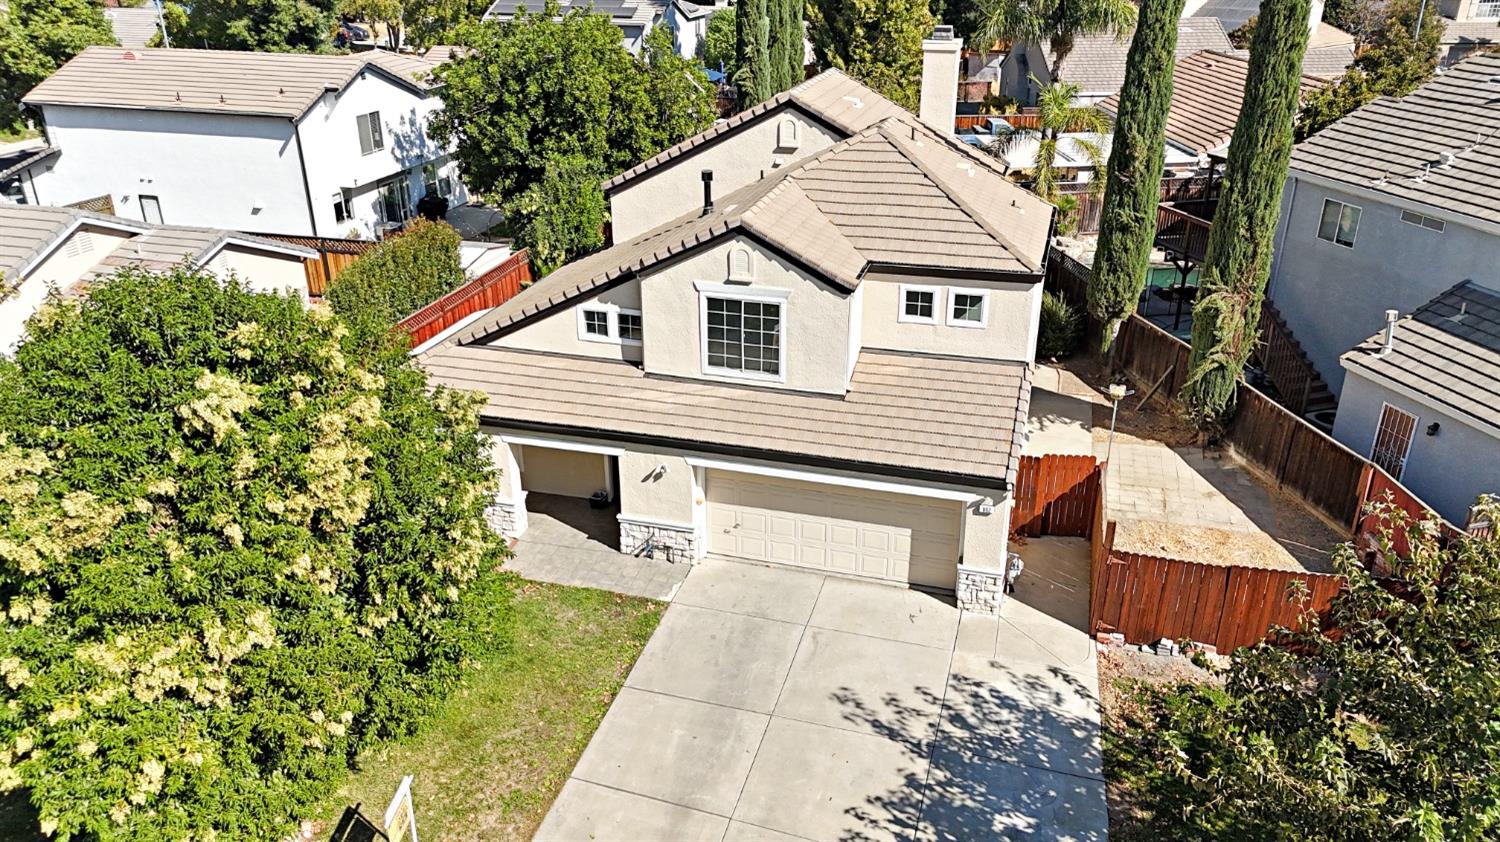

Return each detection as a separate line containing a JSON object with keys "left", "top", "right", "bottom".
{"left": 291, "top": 117, "right": 320, "bottom": 238}
{"left": 1268, "top": 174, "right": 1298, "bottom": 299}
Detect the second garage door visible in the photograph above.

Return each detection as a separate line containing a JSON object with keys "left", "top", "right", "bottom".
{"left": 705, "top": 471, "right": 961, "bottom": 589}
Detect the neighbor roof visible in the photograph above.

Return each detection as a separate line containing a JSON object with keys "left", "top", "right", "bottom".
{"left": 603, "top": 69, "right": 908, "bottom": 192}
{"left": 423, "top": 345, "right": 1033, "bottom": 488}
{"left": 1290, "top": 51, "right": 1500, "bottom": 227}
{"left": 452, "top": 117, "right": 1053, "bottom": 346}
{"left": 1441, "top": 17, "right": 1500, "bottom": 50}
{"left": 1050, "top": 18, "right": 1231, "bottom": 96}
{"left": 105, "top": 7, "right": 163, "bottom": 48}
{"left": 483, "top": 0, "right": 662, "bottom": 27}
{"left": 1343, "top": 281, "right": 1500, "bottom": 436}
{"left": 0, "top": 145, "right": 58, "bottom": 182}
{"left": 24, "top": 47, "right": 439, "bottom": 120}
{"left": 1099, "top": 51, "right": 1327, "bottom": 155}
{"left": 1188, "top": 0, "right": 1260, "bottom": 30}
{"left": 0, "top": 205, "right": 313, "bottom": 291}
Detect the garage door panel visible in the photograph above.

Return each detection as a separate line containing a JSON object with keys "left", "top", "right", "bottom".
{"left": 705, "top": 471, "right": 960, "bottom": 589}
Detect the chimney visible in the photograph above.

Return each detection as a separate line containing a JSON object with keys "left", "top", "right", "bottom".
{"left": 1379, "top": 309, "right": 1399, "bottom": 356}
{"left": 1308, "top": 0, "right": 1325, "bottom": 37}
{"left": 919, "top": 25, "right": 962, "bottom": 135}
{"left": 701, "top": 170, "right": 714, "bottom": 216}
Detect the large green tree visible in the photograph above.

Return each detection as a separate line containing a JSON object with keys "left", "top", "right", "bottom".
{"left": 1179, "top": 0, "right": 1312, "bottom": 431}
{"left": 162, "top": 0, "right": 335, "bottom": 52}
{"left": 1111, "top": 496, "right": 1500, "bottom": 840}
{"left": 1295, "top": 0, "right": 1442, "bottom": 140}
{"left": 807, "top": 0, "right": 933, "bottom": 110}
{"left": 1087, "top": 0, "right": 1186, "bottom": 354}
{"left": 735, "top": 0, "right": 774, "bottom": 105}
{"left": 0, "top": 0, "right": 116, "bottom": 133}
{"left": 403, "top": 0, "right": 487, "bottom": 47}
{"left": 701, "top": 6, "right": 738, "bottom": 75}
{"left": 0, "top": 269, "right": 510, "bottom": 839}
{"left": 429, "top": 9, "right": 714, "bottom": 267}
{"left": 974, "top": 0, "right": 1134, "bottom": 69}
{"left": 770, "top": 0, "right": 805, "bottom": 91}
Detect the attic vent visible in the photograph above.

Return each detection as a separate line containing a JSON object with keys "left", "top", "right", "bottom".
{"left": 841, "top": 95, "right": 864, "bottom": 109}
{"left": 727, "top": 245, "right": 754, "bottom": 281}
{"left": 777, "top": 117, "right": 801, "bottom": 150}
{"left": 63, "top": 231, "right": 94, "bottom": 259}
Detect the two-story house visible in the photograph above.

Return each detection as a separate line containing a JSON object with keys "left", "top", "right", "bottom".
{"left": 1267, "top": 52, "right": 1499, "bottom": 399}
{"left": 13, "top": 47, "right": 466, "bottom": 239}
{"left": 1438, "top": 0, "right": 1500, "bottom": 66}
{"left": 0, "top": 204, "right": 313, "bottom": 350}
{"left": 483, "top": 0, "right": 668, "bottom": 53}
{"left": 420, "top": 41, "right": 1055, "bottom": 614}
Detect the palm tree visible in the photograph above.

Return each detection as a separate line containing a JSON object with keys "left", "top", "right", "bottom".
{"left": 985, "top": 79, "right": 1109, "bottom": 202}
{"left": 975, "top": 0, "right": 1136, "bottom": 68}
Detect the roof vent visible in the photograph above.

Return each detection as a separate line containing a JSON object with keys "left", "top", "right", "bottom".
{"left": 1439, "top": 151, "right": 1456, "bottom": 169}
{"left": 700, "top": 169, "right": 714, "bottom": 216}
{"left": 841, "top": 95, "right": 863, "bottom": 109}
{"left": 1379, "top": 308, "right": 1399, "bottom": 356}
{"left": 1450, "top": 301, "right": 1469, "bottom": 323}
{"left": 122, "top": 51, "right": 139, "bottom": 61}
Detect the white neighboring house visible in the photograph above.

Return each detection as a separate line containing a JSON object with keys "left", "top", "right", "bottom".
{"left": 667, "top": 0, "right": 727, "bottom": 61}
{"left": 1438, "top": 0, "right": 1500, "bottom": 65}
{"left": 0, "top": 205, "right": 314, "bottom": 351}
{"left": 13, "top": 46, "right": 467, "bottom": 240}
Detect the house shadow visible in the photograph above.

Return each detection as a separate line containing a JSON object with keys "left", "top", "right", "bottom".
{"left": 830, "top": 661, "right": 1106, "bottom": 841}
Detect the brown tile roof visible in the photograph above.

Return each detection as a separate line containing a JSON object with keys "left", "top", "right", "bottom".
{"left": 1098, "top": 51, "right": 1327, "bottom": 155}
{"left": 1049, "top": 18, "right": 1232, "bottom": 96}
{"left": 1343, "top": 281, "right": 1500, "bottom": 435}
{"left": 422, "top": 345, "right": 1033, "bottom": 487}
{"left": 449, "top": 117, "right": 1053, "bottom": 346}
{"left": 1441, "top": 17, "right": 1500, "bottom": 46}
{"left": 603, "top": 69, "right": 908, "bottom": 192}
{"left": 0, "top": 206, "right": 144, "bottom": 287}
{"left": 1290, "top": 51, "right": 1500, "bottom": 227}
{"left": 23, "top": 46, "right": 438, "bottom": 119}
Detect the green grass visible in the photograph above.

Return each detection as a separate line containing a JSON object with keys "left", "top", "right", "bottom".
{"left": 316, "top": 580, "right": 664, "bottom": 840}
{"left": 0, "top": 126, "right": 41, "bottom": 144}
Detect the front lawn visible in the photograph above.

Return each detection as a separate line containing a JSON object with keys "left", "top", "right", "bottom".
{"left": 317, "top": 580, "right": 663, "bottom": 840}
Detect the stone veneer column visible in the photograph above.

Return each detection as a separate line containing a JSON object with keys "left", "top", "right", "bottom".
{"left": 484, "top": 492, "right": 528, "bottom": 540}
{"left": 956, "top": 564, "right": 1007, "bottom": 614}
{"left": 617, "top": 518, "right": 698, "bottom": 564}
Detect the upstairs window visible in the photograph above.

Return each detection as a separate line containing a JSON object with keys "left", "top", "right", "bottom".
{"left": 705, "top": 296, "right": 781, "bottom": 377}
{"left": 1400, "top": 209, "right": 1445, "bottom": 233}
{"left": 899, "top": 286, "right": 939, "bottom": 323}
{"left": 947, "top": 289, "right": 988, "bottom": 327}
{"left": 1317, "top": 198, "right": 1360, "bottom": 248}
{"left": 357, "top": 111, "right": 384, "bottom": 155}
{"left": 577, "top": 306, "right": 642, "bottom": 345}
{"left": 618, "top": 311, "right": 643, "bottom": 343}
{"left": 582, "top": 309, "right": 610, "bottom": 337}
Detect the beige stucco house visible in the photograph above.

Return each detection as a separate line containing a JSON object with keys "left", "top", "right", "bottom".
{"left": 422, "top": 49, "right": 1055, "bottom": 614}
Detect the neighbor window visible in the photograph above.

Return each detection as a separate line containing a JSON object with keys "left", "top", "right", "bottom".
{"left": 356, "top": 111, "right": 384, "bottom": 155}
{"left": 1317, "top": 198, "right": 1361, "bottom": 247}
{"left": 947, "top": 289, "right": 988, "bottom": 327}
{"left": 900, "top": 286, "right": 938, "bottom": 323}
{"left": 377, "top": 177, "right": 410, "bottom": 223}
{"left": 139, "top": 194, "right": 163, "bottom": 224}
{"left": 423, "top": 162, "right": 453, "bottom": 198}
{"left": 706, "top": 296, "right": 781, "bottom": 376}
{"left": 1477, "top": 0, "right": 1500, "bottom": 17}
{"left": 1400, "top": 209, "right": 1445, "bottom": 233}
{"left": 618, "top": 310, "right": 643, "bottom": 343}
{"left": 332, "top": 192, "right": 350, "bottom": 223}
{"left": 582, "top": 309, "right": 610, "bottom": 337}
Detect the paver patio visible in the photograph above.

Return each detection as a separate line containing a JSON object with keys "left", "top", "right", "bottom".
{"left": 534, "top": 540, "right": 1105, "bottom": 842}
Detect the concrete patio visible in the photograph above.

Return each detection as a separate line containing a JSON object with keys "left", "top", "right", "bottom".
{"left": 504, "top": 493, "right": 691, "bottom": 601}
{"left": 534, "top": 539, "right": 1104, "bottom": 842}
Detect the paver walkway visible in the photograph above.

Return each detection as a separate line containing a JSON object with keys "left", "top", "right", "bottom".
{"left": 535, "top": 539, "right": 1105, "bottom": 842}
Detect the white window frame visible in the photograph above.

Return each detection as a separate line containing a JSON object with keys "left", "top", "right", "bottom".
{"left": 945, "top": 287, "right": 990, "bottom": 328}
{"left": 1370, "top": 401, "right": 1419, "bottom": 480}
{"left": 695, "top": 282, "right": 791, "bottom": 384}
{"left": 1399, "top": 208, "right": 1445, "bottom": 233}
{"left": 898, "top": 284, "right": 942, "bottom": 324}
{"left": 332, "top": 192, "right": 350, "bottom": 223}
{"left": 575, "top": 303, "right": 643, "bottom": 346}
{"left": 1316, "top": 198, "right": 1361, "bottom": 248}
{"left": 616, "top": 308, "right": 643, "bottom": 346}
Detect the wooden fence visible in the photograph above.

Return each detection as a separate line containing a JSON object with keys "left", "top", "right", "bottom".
{"left": 1052, "top": 176, "right": 1220, "bottom": 236}
{"left": 248, "top": 233, "right": 377, "bottom": 297}
{"left": 1011, "top": 454, "right": 1101, "bottom": 538}
{"left": 398, "top": 248, "right": 532, "bottom": 347}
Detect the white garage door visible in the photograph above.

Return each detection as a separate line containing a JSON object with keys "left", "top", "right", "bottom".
{"left": 706, "top": 471, "right": 962, "bottom": 589}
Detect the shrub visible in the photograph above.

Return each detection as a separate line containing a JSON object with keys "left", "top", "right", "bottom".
{"left": 504, "top": 153, "right": 607, "bottom": 276}
{"left": 325, "top": 218, "right": 465, "bottom": 334}
{"left": 1038, "top": 290, "right": 1082, "bottom": 358}
{"left": 0, "top": 269, "right": 511, "bottom": 840}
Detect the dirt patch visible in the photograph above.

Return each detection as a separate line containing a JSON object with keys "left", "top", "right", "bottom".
{"left": 1060, "top": 353, "right": 1199, "bottom": 448}
{"left": 1111, "top": 519, "right": 1314, "bottom": 572}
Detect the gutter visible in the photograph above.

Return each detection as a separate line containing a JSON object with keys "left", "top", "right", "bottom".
{"left": 290, "top": 118, "right": 320, "bottom": 238}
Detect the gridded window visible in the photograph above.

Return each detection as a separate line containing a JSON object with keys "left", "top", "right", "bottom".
{"left": 706, "top": 297, "right": 780, "bottom": 376}
{"left": 1317, "top": 198, "right": 1361, "bottom": 247}
{"left": 904, "top": 289, "right": 935, "bottom": 320}
{"left": 950, "top": 292, "right": 986, "bottom": 325}
{"left": 618, "top": 311, "right": 643, "bottom": 342}
{"left": 582, "top": 309, "right": 610, "bottom": 336}
{"left": 357, "top": 111, "right": 384, "bottom": 155}
{"left": 1477, "top": 0, "right": 1500, "bottom": 17}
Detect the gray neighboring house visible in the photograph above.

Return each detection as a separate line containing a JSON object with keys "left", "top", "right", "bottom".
{"left": 1266, "top": 52, "right": 1500, "bottom": 407}
{"left": 1333, "top": 281, "right": 1500, "bottom": 526}
{"left": 482, "top": 0, "right": 667, "bottom": 52}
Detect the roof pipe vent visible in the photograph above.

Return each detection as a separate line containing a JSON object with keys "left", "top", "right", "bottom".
{"left": 1379, "top": 309, "right": 1399, "bottom": 356}
{"left": 701, "top": 169, "right": 714, "bottom": 216}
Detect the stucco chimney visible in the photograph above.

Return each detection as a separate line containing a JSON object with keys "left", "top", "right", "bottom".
{"left": 1308, "top": 0, "right": 1325, "bottom": 37}
{"left": 1380, "top": 309, "right": 1399, "bottom": 356}
{"left": 919, "top": 25, "right": 962, "bottom": 134}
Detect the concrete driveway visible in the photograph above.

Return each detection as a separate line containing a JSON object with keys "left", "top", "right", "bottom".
{"left": 535, "top": 539, "right": 1105, "bottom": 842}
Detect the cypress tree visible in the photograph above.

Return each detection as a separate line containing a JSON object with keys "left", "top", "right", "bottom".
{"left": 769, "top": 0, "right": 805, "bottom": 91}
{"left": 735, "top": 0, "right": 774, "bottom": 106}
{"left": 1088, "top": 0, "right": 1187, "bottom": 355}
{"left": 1179, "top": 0, "right": 1311, "bottom": 432}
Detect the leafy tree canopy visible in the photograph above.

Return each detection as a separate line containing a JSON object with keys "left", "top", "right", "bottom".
{"left": 1295, "top": 0, "right": 1441, "bottom": 141}
{"left": 986, "top": 79, "right": 1107, "bottom": 201}
{"left": 1113, "top": 497, "right": 1500, "bottom": 841}
{"left": 162, "top": 0, "right": 336, "bottom": 52}
{"left": 701, "top": 6, "right": 738, "bottom": 75}
{"left": 973, "top": 0, "right": 1134, "bottom": 67}
{"left": 325, "top": 218, "right": 466, "bottom": 335}
{"left": 404, "top": 0, "right": 487, "bottom": 47}
{"left": 509, "top": 153, "right": 607, "bottom": 275}
{"left": 0, "top": 0, "right": 116, "bottom": 132}
{"left": 807, "top": 0, "right": 934, "bottom": 110}
{"left": 0, "top": 269, "right": 510, "bottom": 840}
{"left": 430, "top": 8, "right": 715, "bottom": 267}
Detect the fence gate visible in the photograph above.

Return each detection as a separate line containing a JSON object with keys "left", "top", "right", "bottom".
{"left": 1011, "top": 454, "right": 1101, "bottom": 538}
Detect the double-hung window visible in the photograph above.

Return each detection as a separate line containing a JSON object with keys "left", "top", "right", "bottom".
{"left": 1317, "top": 198, "right": 1361, "bottom": 247}
{"left": 946, "top": 288, "right": 989, "bottom": 327}
{"left": 577, "top": 305, "right": 642, "bottom": 345}
{"left": 705, "top": 295, "right": 782, "bottom": 377}
{"left": 356, "top": 111, "right": 384, "bottom": 155}
{"left": 899, "top": 285, "right": 940, "bottom": 323}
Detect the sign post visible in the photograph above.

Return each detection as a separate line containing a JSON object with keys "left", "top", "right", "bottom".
{"left": 383, "top": 775, "right": 418, "bottom": 842}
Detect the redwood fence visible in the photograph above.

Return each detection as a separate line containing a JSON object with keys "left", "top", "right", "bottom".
{"left": 1011, "top": 454, "right": 1101, "bottom": 538}
{"left": 248, "top": 233, "right": 377, "bottom": 297}
{"left": 398, "top": 248, "right": 532, "bottom": 347}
